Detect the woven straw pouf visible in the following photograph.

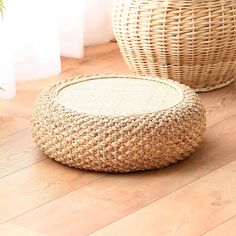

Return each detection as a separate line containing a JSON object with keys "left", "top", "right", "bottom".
{"left": 31, "top": 74, "right": 206, "bottom": 173}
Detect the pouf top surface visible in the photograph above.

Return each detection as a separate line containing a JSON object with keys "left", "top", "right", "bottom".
{"left": 57, "top": 76, "right": 183, "bottom": 116}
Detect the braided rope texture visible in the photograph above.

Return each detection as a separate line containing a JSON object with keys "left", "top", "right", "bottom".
{"left": 112, "top": 0, "right": 236, "bottom": 92}
{"left": 31, "top": 74, "right": 206, "bottom": 173}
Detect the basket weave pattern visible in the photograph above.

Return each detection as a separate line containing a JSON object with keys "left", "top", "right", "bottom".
{"left": 112, "top": 0, "right": 236, "bottom": 91}
{"left": 31, "top": 74, "right": 206, "bottom": 173}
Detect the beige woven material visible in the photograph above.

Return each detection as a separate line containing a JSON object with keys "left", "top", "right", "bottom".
{"left": 31, "top": 74, "right": 206, "bottom": 173}
{"left": 112, "top": 0, "right": 236, "bottom": 92}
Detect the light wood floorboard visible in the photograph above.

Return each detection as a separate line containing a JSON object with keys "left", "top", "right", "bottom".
{"left": 91, "top": 161, "right": 236, "bottom": 236}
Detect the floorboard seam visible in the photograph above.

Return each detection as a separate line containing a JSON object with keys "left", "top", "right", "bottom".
{"left": 0, "top": 158, "right": 47, "bottom": 180}
{"left": 0, "top": 127, "right": 30, "bottom": 141}
{"left": 200, "top": 215, "right": 236, "bottom": 235}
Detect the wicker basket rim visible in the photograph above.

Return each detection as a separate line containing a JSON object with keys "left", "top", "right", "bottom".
{"left": 124, "top": 0, "right": 235, "bottom": 9}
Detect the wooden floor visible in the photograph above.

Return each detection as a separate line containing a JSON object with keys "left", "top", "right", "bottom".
{"left": 0, "top": 42, "right": 236, "bottom": 236}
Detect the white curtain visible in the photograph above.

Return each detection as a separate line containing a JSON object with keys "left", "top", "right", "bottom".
{"left": 0, "top": 0, "right": 114, "bottom": 99}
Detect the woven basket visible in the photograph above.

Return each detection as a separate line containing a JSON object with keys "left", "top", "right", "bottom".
{"left": 31, "top": 74, "right": 206, "bottom": 173}
{"left": 112, "top": 0, "right": 236, "bottom": 91}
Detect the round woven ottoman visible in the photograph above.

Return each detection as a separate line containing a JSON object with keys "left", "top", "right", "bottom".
{"left": 31, "top": 74, "right": 206, "bottom": 173}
